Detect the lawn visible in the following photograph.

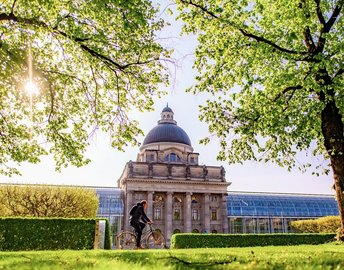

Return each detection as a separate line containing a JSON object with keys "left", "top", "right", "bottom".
{"left": 0, "top": 243, "right": 343, "bottom": 270}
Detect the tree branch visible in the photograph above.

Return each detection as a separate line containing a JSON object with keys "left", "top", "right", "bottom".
{"left": 334, "top": 68, "right": 344, "bottom": 78}
{"left": 238, "top": 28, "right": 305, "bottom": 55}
{"left": 324, "top": 0, "right": 343, "bottom": 33}
{"left": 273, "top": 85, "right": 302, "bottom": 102}
{"left": 10, "top": 0, "right": 17, "bottom": 13}
{"left": 316, "top": 0, "right": 343, "bottom": 52}
{"left": 179, "top": 0, "right": 307, "bottom": 55}
{"left": 314, "top": 0, "right": 326, "bottom": 25}
{"left": 303, "top": 26, "right": 315, "bottom": 52}
{"left": 0, "top": 12, "right": 159, "bottom": 72}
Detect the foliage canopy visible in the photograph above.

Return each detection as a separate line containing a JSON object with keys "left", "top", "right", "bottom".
{"left": 177, "top": 0, "right": 343, "bottom": 169}
{"left": 0, "top": 0, "right": 169, "bottom": 175}
{"left": 176, "top": 0, "right": 344, "bottom": 239}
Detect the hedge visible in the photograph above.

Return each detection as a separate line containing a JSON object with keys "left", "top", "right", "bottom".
{"left": 170, "top": 233, "right": 336, "bottom": 249}
{"left": 102, "top": 218, "right": 112, "bottom": 250}
{"left": 290, "top": 216, "right": 340, "bottom": 233}
{"left": 0, "top": 217, "right": 97, "bottom": 251}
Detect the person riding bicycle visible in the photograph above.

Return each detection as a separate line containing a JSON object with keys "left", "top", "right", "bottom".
{"left": 129, "top": 200, "right": 152, "bottom": 249}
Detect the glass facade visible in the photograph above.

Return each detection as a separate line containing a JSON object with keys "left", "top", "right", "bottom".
{"left": 227, "top": 192, "right": 339, "bottom": 218}
{"left": 96, "top": 187, "right": 124, "bottom": 241}
{"left": 227, "top": 192, "right": 339, "bottom": 234}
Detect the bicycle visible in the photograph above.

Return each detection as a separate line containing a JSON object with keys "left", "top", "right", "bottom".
{"left": 116, "top": 224, "right": 166, "bottom": 249}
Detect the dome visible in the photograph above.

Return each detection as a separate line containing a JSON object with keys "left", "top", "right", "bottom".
{"left": 142, "top": 106, "right": 192, "bottom": 146}
{"left": 143, "top": 123, "right": 192, "bottom": 146}
{"left": 162, "top": 106, "right": 173, "bottom": 113}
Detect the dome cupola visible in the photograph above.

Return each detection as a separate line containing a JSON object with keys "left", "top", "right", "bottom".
{"left": 142, "top": 105, "right": 192, "bottom": 147}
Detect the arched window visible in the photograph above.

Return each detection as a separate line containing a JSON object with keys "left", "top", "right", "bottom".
{"left": 192, "top": 229, "right": 199, "bottom": 233}
{"left": 191, "top": 195, "right": 198, "bottom": 204}
{"left": 165, "top": 153, "right": 181, "bottom": 163}
{"left": 211, "top": 229, "right": 217, "bottom": 234}
{"left": 173, "top": 229, "right": 181, "bottom": 234}
{"left": 154, "top": 195, "right": 164, "bottom": 202}
{"left": 173, "top": 196, "right": 182, "bottom": 203}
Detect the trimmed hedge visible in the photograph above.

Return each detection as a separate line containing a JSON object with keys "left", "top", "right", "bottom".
{"left": 170, "top": 233, "right": 336, "bottom": 249}
{"left": 0, "top": 217, "right": 96, "bottom": 251}
{"left": 290, "top": 216, "right": 340, "bottom": 233}
{"left": 103, "top": 218, "right": 112, "bottom": 250}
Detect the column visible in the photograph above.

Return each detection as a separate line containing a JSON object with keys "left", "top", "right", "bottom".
{"left": 203, "top": 193, "right": 210, "bottom": 233}
{"left": 124, "top": 190, "right": 133, "bottom": 230}
{"left": 184, "top": 192, "right": 192, "bottom": 232}
{"left": 165, "top": 192, "right": 173, "bottom": 243}
{"left": 222, "top": 193, "right": 229, "bottom": 233}
{"left": 147, "top": 191, "right": 153, "bottom": 220}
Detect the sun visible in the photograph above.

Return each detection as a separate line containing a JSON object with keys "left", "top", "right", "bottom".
{"left": 25, "top": 81, "right": 39, "bottom": 95}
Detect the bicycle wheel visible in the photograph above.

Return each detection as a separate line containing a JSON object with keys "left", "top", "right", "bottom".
{"left": 116, "top": 231, "right": 136, "bottom": 250}
{"left": 146, "top": 231, "right": 166, "bottom": 249}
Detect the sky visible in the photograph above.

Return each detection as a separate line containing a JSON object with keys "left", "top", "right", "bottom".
{"left": 0, "top": 1, "right": 335, "bottom": 195}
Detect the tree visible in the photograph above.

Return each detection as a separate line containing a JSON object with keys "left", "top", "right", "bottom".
{"left": 0, "top": 185, "right": 99, "bottom": 218}
{"left": 0, "top": 0, "right": 169, "bottom": 175}
{"left": 176, "top": 0, "right": 344, "bottom": 239}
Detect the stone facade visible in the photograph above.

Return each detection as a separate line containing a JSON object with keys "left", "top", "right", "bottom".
{"left": 118, "top": 106, "right": 231, "bottom": 243}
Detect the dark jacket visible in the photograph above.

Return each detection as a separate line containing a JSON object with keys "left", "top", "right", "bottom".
{"left": 129, "top": 203, "right": 151, "bottom": 224}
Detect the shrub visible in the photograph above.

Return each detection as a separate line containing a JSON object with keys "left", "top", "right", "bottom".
{"left": 170, "top": 233, "right": 336, "bottom": 249}
{"left": 290, "top": 216, "right": 340, "bottom": 233}
{"left": 0, "top": 217, "right": 96, "bottom": 251}
{"left": 0, "top": 185, "right": 99, "bottom": 218}
{"left": 103, "top": 218, "right": 112, "bottom": 249}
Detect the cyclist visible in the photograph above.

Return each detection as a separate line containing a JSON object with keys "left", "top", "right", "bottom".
{"left": 129, "top": 200, "right": 152, "bottom": 249}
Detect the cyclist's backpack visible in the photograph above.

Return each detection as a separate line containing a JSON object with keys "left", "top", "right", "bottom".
{"left": 129, "top": 204, "right": 138, "bottom": 216}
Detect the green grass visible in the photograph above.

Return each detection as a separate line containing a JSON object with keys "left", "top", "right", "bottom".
{"left": 0, "top": 243, "right": 343, "bottom": 269}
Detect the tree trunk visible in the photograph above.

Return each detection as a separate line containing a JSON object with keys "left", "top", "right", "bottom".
{"left": 321, "top": 97, "right": 344, "bottom": 241}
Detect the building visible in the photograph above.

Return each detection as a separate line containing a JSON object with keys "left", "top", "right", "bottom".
{"left": 117, "top": 105, "right": 230, "bottom": 244}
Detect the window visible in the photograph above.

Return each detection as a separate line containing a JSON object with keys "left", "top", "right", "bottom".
{"left": 211, "top": 210, "right": 217, "bottom": 221}
{"left": 173, "top": 209, "right": 181, "bottom": 220}
{"left": 211, "top": 229, "right": 217, "bottom": 234}
{"left": 258, "top": 218, "right": 269, "bottom": 233}
{"left": 190, "top": 157, "right": 195, "bottom": 164}
{"left": 165, "top": 153, "right": 181, "bottom": 163}
{"left": 230, "top": 218, "right": 243, "bottom": 234}
{"left": 210, "top": 195, "right": 217, "bottom": 202}
{"left": 154, "top": 208, "right": 161, "bottom": 220}
{"left": 191, "top": 195, "right": 198, "bottom": 204}
{"left": 245, "top": 218, "right": 257, "bottom": 233}
{"left": 148, "top": 154, "right": 155, "bottom": 162}
{"left": 135, "top": 193, "right": 144, "bottom": 200}
{"left": 192, "top": 229, "right": 199, "bottom": 233}
{"left": 154, "top": 195, "right": 164, "bottom": 202}
{"left": 173, "top": 196, "right": 182, "bottom": 203}
{"left": 192, "top": 209, "right": 199, "bottom": 220}
{"left": 173, "top": 229, "right": 181, "bottom": 234}
{"left": 272, "top": 218, "right": 283, "bottom": 233}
